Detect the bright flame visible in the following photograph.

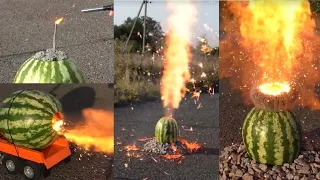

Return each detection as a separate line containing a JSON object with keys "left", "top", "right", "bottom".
{"left": 52, "top": 112, "right": 64, "bottom": 133}
{"left": 160, "top": 0, "right": 197, "bottom": 116}
{"left": 162, "top": 154, "right": 183, "bottom": 160}
{"left": 162, "top": 143, "right": 183, "bottom": 160}
{"left": 180, "top": 138, "right": 201, "bottom": 152}
{"left": 124, "top": 144, "right": 140, "bottom": 151}
{"left": 259, "top": 82, "right": 291, "bottom": 96}
{"left": 220, "top": 0, "right": 320, "bottom": 109}
{"left": 63, "top": 108, "right": 114, "bottom": 154}
{"left": 55, "top": 17, "right": 64, "bottom": 25}
{"left": 171, "top": 144, "right": 177, "bottom": 152}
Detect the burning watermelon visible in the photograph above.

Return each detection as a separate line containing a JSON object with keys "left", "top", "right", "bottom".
{"left": 242, "top": 84, "right": 301, "bottom": 165}
{"left": 0, "top": 90, "right": 64, "bottom": 149}
{"left": 155, "top": 117, "right": 178, "bottom": 144}
{"left": 14, "top": 49, "right": 85, "bottom": 83}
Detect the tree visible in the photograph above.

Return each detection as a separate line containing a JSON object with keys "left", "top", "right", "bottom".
{"left": 114, "top": 16, "right": 164, "bottom": 53}
{"left": 310, "top": 1, "right": 320, "bottom": 15}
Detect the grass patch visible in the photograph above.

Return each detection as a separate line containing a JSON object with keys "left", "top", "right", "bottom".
{"left": 114, "top": 49, "right": 219, "bottom": 105}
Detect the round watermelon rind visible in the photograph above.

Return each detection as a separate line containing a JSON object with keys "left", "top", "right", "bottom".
{"left": 13, "top": 49, "right": 85, "bottom": 83}
{"left": 155, "top": 117, "right": 179, "bottom": 144}
{"left": 242, "top": 108, "right": 301, "bottom": 166}
{"left": 0, "top": 90, "right": 63, "bottom": 149}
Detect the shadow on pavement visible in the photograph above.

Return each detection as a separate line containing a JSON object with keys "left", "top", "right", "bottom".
{"left": 0, "top": 38, "right": 113, "bottom": 60}
{"left": 60, "top": 86, "right": 96, "bottom": 113}
{"left": 184, "top": 147, "right": 219, "bottom": 156}
{"left": 59, "top": 86, "right": 96, "bottom": 126}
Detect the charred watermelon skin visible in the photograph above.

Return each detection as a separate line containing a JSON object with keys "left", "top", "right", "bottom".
{"left": 155, "top": 117, "right": 178, "bottom": 144}
{"left": 242, "top": 108, "right": 301, "bottom": 165}
{"left": 0, "top": 90, "right": 63, "bottom": 149}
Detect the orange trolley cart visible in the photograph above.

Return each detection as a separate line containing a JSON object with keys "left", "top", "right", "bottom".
{"left": 0, "top": 134, "right": 71, "bottom": 180}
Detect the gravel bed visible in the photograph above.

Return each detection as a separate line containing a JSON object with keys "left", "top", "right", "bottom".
{"left": 32, "top": 48, "right": 69, "bottom": 61}
{"left": 219, "top": 142, "right": 320, "bottom": 180}
{"left": 143, "top": 139, "right": 189, "bottom": 155}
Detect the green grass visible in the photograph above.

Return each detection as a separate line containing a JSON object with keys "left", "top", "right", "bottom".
{"left": 114, "top": 44, "right": 219, "bottom": 105}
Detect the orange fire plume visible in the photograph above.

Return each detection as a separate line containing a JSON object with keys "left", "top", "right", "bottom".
{"left": 220, "top": 0, "right": 320, "bottom": 109}
{"left": 55, "top": 17, "right": 64, "bottom": 25}
{"left": 63, "top": 108, "right": 114, "bottom": 154}
{"left": 160, "top": 0, "right": 197, "bottom": 117}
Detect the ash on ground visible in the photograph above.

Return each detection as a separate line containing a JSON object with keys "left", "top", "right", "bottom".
{"left": 219, "top": 143, "right": 320, "bottom": 180}
{"left": 143, "top": 139, "right": 188, "bottom": 155}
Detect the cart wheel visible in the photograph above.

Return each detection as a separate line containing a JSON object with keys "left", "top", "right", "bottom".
{"left": 22, "top": 161, "right": 42, "bottom": 180}
{"left": 64, "top": 156, "right": 71, "bottom": 164}
{"left": 43, "top": 167, "right": 51, "bottom": 178}
{"left": 2, "top": 154, "right": 21, "bottom": 174}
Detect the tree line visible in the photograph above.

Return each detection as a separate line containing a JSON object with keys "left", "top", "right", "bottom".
{"left": 114, "top": 16, "right": 219, "bottom": 58}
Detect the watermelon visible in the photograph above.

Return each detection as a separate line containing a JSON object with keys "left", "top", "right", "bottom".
{"left": 0, "top": 90, "right": 63, "bottom": 149}
{"left": 155, "top": 117, "right": 178, "bottom": 144}
{"left": 14, "top": 48, "right": 85, "bottom": 83}
{"left": 242, "top": 108, "right": 301, "bottom": 165}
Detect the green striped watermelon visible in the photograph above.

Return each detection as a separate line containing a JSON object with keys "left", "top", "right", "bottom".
{"left": 242, "top": 108, "right": 301, "bottom": 165}
{"left": 155, "top": 117, "right": 178, "bottom": 144}
{"left": 0, "top": 90, "right": 63, "bottom": 149}
{"left": 14, "top": 49, "right": 85, "bottom": 83}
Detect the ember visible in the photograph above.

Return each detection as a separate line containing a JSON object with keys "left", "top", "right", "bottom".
{"left": 138, "top": 137, "right": 154, "bottom": 142}
{"left": 180, "top": 138, "right": 201, "bottom": 153}
{"left": 162, "top": 154, "right": 183, "bottom": 160}
{"left": 124, "top": 144, "right": 140, "bottom": 151}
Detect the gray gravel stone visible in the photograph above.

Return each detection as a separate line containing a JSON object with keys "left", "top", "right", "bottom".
{"left": 259, "top": 164, "right": 268, "bottom": 172}
{"left": 287, "top": 173, "right": 294, "bottom": 179}
{"left": 142, "top": 139, "right": 188, "bottom": 155}
{"left": 235, "top": 169, "right": 243, "bottom": 177}
{"left": 294, "top": 175, "right": 300, "bottom": 180}
{"left": 242, "top": 173, "right": 253, "bottom": 180}
{"left": 32, "top": 48, "right": 68, "bottom": 61}
{"left": 219, "top": 142, "right": 320, "bottom": 179}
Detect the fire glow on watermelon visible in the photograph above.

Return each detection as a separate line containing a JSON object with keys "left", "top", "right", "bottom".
{"left": 155, "top": 117, "right": 179, "bottom": 144}
{"left": 0, "top": 90, "right": 64, "bottom": 149}
{"left": 14, "top": 49, "right": 85, "bottom": 83}
{"left": 242, "top": 83, "right": 302, "bottom": 165}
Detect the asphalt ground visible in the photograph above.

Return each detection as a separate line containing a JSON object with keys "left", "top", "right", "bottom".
{"left": 0, "top": 83, "right": 114, "bottom": 180}
{"left": 219, "top": 78, "right": 320, "bottom": 151}
{"left": 114, "top": 93, "right": 219, "bottom": 180}
{"left": 0, "top": 0, "right": 114, "bottom": 83}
